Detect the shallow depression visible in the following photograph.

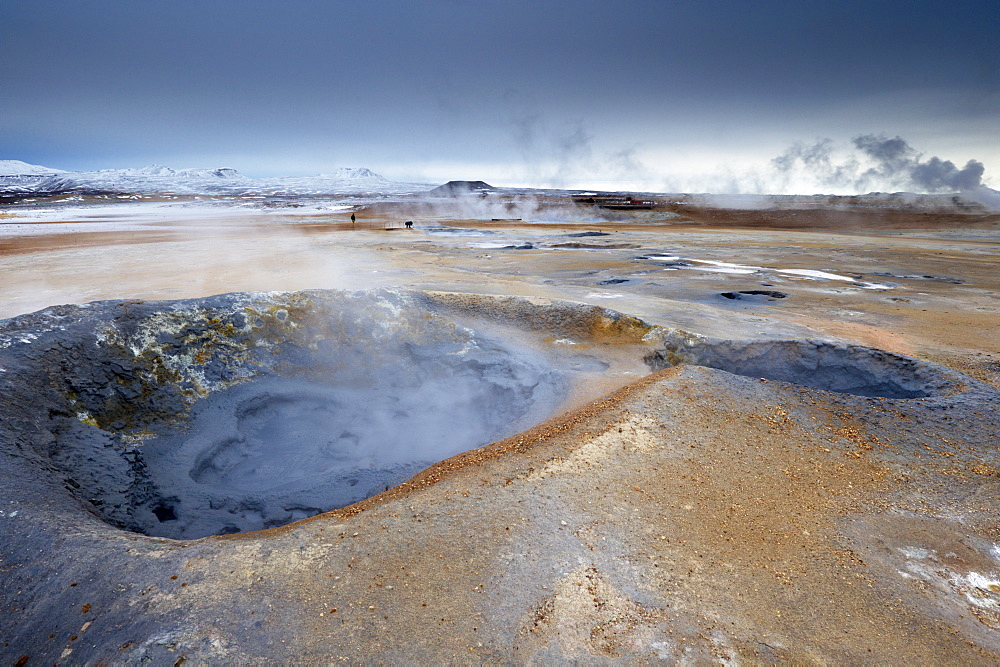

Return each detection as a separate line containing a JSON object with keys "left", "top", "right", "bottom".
{"left": 647, "top": 334, "right": 968, "bottom": 399}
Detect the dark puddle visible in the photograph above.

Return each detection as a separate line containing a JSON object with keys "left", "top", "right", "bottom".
{"left": 720, "top": 290, "right": 788, "bottom": 301}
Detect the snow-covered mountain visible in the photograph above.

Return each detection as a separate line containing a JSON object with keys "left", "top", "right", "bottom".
{"left": 0, "top": 160, "right": 66, "bottom": 176}
{"left": 21, "top": 164, "right": 256, "bottom": 195}
{"left": 0, "top": 161, "right": 432, "bottom": 196}
{"left": 258, "top": 167, "right": 419, "bottom": 194}
{"left": 319, "top": 167, "right": 386, "bottom": 181}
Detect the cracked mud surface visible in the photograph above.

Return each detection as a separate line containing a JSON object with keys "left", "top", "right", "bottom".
{"left": 1, "top": 200, "right": 1000, "bottom": 662}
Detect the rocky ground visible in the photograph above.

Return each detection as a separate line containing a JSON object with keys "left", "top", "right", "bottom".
{"left": 1, "top": 196, "right": 999, "bottom": 662}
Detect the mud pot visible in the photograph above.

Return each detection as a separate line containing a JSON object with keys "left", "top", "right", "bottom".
{"left": 0, "top": 289, "right": 657, "bottom": 539}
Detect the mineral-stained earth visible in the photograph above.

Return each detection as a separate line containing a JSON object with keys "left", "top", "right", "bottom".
{"left": 1, "top": 193, "right": 1000, "bottom": 662}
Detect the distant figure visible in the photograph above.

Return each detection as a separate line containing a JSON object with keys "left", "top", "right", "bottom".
{"left": 351, "top": 213, "right": 356, "bottom": 225}
{"left": 404, "top": 220, "right": 413, "bottom": 229}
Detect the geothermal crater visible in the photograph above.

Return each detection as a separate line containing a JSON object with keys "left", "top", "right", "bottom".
{"left": 0, "top": 289, "right": 970, "bottom": 542}
{"left": 0, "top": 290, "right": 658, "bottom": 539}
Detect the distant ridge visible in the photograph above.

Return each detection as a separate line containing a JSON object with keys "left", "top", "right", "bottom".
{"left": 428, "top": 180, "right": 494, "bottom": 196}
{"left": 319, "top": 167, "right": 387, "bottom": 181}
{"left": 0, "top": 160, "right": 65, "bottom": 176}
{"left": 0, "top": 161, "right": 433, "bottom": 196}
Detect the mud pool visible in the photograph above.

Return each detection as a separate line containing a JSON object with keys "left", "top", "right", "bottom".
{"left": 0, "top": 289, "right": 655, "bottom": 539}
{"left": 134, "top": 348, "right": 564, "bottom": 539}
{"left": 647, "top": 332, "right": 969, "bottom": 399}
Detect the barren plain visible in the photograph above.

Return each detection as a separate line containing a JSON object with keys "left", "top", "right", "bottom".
{"left": 2, "top": 193, "right": 1000, "bottom": 662}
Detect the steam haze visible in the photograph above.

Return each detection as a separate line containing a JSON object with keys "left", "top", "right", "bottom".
{"left": 2, "top": 0, "right": 997, "bottom": 193}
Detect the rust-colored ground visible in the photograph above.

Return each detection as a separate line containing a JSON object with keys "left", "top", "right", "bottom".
{"left": 2, "top": 199, "right": 999, "bottom": 661}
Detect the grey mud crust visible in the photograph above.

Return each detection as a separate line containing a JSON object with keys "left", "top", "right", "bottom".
{"left": 645, "top": 330, "right": 971, "bottom": 399}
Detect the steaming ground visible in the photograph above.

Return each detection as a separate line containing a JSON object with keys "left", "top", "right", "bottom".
{"left": 2, "top": 192, "right": 1000, "bottom": 662}
{"left": 3, "top": 195, "right": 998, "bottom": 357}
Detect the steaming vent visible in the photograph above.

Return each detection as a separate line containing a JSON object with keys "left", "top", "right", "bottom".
{"left": 646, "top": 334, "right": 967, "bottom": 399}
{"left": 0, "top": 290, "right": 657, "bottom": 540}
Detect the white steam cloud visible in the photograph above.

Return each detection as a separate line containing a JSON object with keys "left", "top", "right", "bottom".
{"left": 503, "top": 92, "right": 650, "bottom": 190}
{"left": 397, "top": 195, "right": 628, "bottom": 223}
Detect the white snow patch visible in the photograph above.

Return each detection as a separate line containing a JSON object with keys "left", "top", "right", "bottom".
{"left": 695, "top": 266, "right": 760, "bottom": 275}
{"left": 468, "top": 241, "right": 525, "bottom": 249}
{"left": 644, "top": 254, "right": 893, "bottom": 289}
{"left": 776, "top": 268, "right": 853, "bottom": 281}
{"left": 689, "top": 258, "right": 763, "bottom": 271}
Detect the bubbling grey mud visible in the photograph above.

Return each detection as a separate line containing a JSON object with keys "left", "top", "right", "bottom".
{"left": 0, "top": 290, "right": 591, "bottom": 539}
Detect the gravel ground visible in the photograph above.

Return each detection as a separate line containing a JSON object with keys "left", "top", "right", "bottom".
{"left": 2, "top": 198, "right": 999, "bottom": 661}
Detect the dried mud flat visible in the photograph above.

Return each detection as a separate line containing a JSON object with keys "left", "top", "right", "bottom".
{"left": 1, "top": 198, "right": 1000, "bottom": 662}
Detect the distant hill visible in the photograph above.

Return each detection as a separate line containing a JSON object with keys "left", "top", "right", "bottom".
{"left": 0, "top": 161, "right": 433, "bottom": 197}
{"left": 428, "top": 181, "right": 494, "bottom": 196}
{"left": 0, "top": 160, "right": 65, "bottom": 176}
{"left": 319, "top": 167, "right": 387, "bottom": 181}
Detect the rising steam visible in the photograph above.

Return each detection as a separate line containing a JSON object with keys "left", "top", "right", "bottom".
{"left": 502, "top": 92, "right": 651, "bottom": 190}
{"left": 772, "top": 134, "right": 988, "bottom": 193}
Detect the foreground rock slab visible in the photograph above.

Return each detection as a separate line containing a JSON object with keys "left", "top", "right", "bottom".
{"left": 1, "top": 290, "right": 999, "bottom": 662}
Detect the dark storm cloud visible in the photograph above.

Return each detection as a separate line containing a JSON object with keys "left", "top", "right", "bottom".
{"left": 1, "top": 0, "right": 997, "bottom": 189}
{"left": 772, "top": 135, "right": 988, "bottom": 192}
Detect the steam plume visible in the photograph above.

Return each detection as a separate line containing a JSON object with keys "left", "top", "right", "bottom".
{"left": 772, "top": 134, "right": 988, "bottom": 193}
{"left": 502, "top": 93, "right": 649, "bottom": 189}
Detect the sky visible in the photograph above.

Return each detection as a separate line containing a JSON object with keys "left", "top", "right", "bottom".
{"left": 2, "top": 0, "right": 998, "bottom": 193}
